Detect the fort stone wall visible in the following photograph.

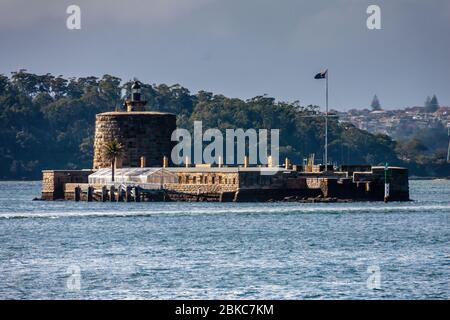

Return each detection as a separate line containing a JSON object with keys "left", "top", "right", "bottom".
{"left": 93, "top": 111, "right": 176, "bottom": 169}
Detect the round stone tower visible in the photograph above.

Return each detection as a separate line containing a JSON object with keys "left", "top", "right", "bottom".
{"left": 93, "top": 81, "right": 176, "bottom": 169}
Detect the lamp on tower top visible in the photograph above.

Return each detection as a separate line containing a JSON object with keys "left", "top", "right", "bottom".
{"left": 125, "top": 80, "right": 147, "bottom": 112}
{"left": 131, "top": 81, "right": 141, "bottom": 102}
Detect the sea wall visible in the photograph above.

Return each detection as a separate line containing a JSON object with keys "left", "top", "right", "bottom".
{"left": 42, "top": 170, "right": 93, "bottom": 200}
{"left": 41, "top": 167, "right": 410, "bottom": 202}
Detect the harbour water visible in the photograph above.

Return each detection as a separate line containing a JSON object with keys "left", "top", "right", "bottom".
{"left": 0, "top": 180, "right": 448, "bottom": 299}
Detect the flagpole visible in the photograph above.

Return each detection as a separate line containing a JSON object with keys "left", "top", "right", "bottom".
{"left": 325, "top": 70, "right": 328, "bottom": 169}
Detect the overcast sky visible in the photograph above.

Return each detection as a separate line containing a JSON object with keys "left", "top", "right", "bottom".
{"left": 0, "top": 0, "right": 449, "bottom": 110}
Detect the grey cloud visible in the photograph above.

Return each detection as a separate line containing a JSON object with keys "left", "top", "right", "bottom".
{"left": 0, "top": 0, "right": 449, "bottom": 109}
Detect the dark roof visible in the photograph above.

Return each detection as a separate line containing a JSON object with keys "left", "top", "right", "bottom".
{"left": 131, "top": 81, "right": 141, "bottom": 89}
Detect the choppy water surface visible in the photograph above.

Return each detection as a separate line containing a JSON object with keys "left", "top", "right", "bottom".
{"left": 0, "top": 180, "right": 448, "bottom": 299}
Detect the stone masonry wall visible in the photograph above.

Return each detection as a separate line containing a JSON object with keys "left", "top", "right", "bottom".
{"left": 41, "top": 170, "right": 92, "bottom": 200}
{"left": 93, "top": 112, "right": 176, "bottom": 169}
{"left": 163, "top": 183, "right": 238, "bottom": 194}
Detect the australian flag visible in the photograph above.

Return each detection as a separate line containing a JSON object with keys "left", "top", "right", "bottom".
{"left": 314, "top": 69, "right": 328, "bottom": 79}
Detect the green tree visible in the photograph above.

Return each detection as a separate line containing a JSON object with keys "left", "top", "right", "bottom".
{"left": 395, "top": 138, "right": 428, "bottom": 162}
{"left": 99, "top": 75, "right": 122, "bottom": 110}
{"left": 425, "top": 94, "right": 439, "bottom": 113}
{"left": 103, "top": 140, "right": 124, "bottom": 182}
{"left": 371, "top": 95, "right": 381, "bottom": 111}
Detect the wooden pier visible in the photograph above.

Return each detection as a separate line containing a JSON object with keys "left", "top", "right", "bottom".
{"left": 71, "top": 184, "right": 168, "bottom": 202}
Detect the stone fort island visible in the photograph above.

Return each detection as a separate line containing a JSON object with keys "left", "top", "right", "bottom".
{"left": 40, "top": 81, "right": 409, "bottom": 203}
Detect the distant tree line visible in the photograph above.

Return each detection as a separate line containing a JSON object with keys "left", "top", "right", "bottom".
{"left": 367, "top": 93, "right": 448, "bottom": 176}
{"left": 370, "top": 94, "right": 440, "bottom": 113}
{"left": 0, "top": 71, "right": 448, "bottom": 179}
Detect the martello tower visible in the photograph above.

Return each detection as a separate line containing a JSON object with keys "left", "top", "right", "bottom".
{"left": 92, "top": 81, "right": 176, "bottom": 169}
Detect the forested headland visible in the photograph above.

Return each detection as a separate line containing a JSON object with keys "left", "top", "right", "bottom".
{"left": 0, "top": 71, "right": 448, "bottom": 179}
